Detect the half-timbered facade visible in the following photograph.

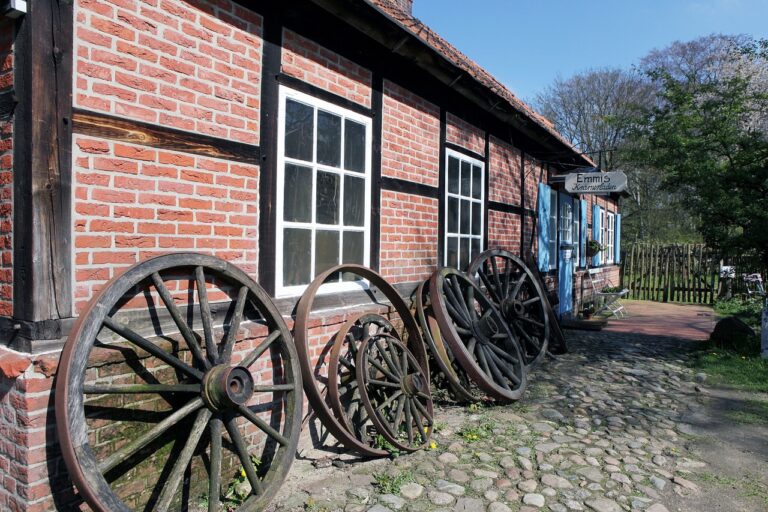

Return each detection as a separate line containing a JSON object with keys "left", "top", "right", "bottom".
{"left": 0, "top": 0, "right": 620, "bottom": 508}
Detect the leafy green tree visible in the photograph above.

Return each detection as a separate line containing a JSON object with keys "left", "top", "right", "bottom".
{"left": 638, "top": 39, "right": 768, "bottom": 264}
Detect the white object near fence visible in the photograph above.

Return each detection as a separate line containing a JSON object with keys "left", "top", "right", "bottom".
{"left": 762, "top": 297, "right": 767, "bottom": 359}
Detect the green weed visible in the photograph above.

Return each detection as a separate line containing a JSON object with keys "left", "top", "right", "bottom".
{"left": 373, "top": 469, "right": 415, "bottom": 495}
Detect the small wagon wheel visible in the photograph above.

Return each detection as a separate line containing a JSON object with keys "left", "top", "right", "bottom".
{"left": 294, "top": 264, "right": 428, "bottom": 457}
{"left": 355, "top": 334, "right": 434, "bottom": 452}
{"left": 55, "top": 253, "right": 303, "bottom": 512}
{"left": 468, "top": 249, "right": 549, "bottom": 366}
{"left": 327, "top": 313, "right": 398, "bottom": 448}
{"left": 414, "top": 280, "right": 483, "bottom": 403}
{"left": 429, "top": 267, "right": 527, "bottom": 402}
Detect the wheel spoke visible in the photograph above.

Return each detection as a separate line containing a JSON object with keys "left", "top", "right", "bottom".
{"left": 404, "top": 398, "right": 413, "bottom": 444}
{"left": 209, "top": 416, "right": 222, "bottom": 512}
{"left": 465, "top": 285, "right": 478, "bottom": 321}
{"left": 103, "top": 317, "right": 203, "bottom": 381}
{"left": 474, "top": 342, "right": 492, "bottom": 377}
{"left": 487, "top": 347, "right": 522, "bottom": 385}
{"left": 490, "top": 258, "right": 504, "bottom": 296}
{"left": 155, "top": 408, "right": 212, "bottom": 512}
{"left": 510, "top": 273, "right": 527, "bottom": 300}
{"left": 478, "top": 268, "right": 502, "bottom": 304}
{"left": 523, "top": 296, "right": 541, "bottom": 306}
{"left": 412, "top": 396, "right": 433, "bottom": 429}
{"left": 409, "top": 399, "right": 426, "bottom": 443}
{"left": 445, "top": 299, "right": 472, "bottom": 329}
{"left": 373, "top": 339, "right": 401, "bottom": 377}
{"left": 98, "top": 397, "right": 204, "bottom": 474}
{"left": 450, "top": 276, "right": 472, "bottom": 319}
{"left": 518, "top": 316, "right": 545, "bottom": 328}
{"left": 225, "top": 415, "right": 264, "bottom": 496}
{"left": 253, "top": 383, "right": 295, "bottom": 393}
{"left": 393, "top": 395, "right": 406, "bottom": 431}
{"left": 151, "top": 272, "right": 210, "bottom": 370}
{"left": 482, "top": 346, "right": 511, "bottom": 390}
{"left": 368, "top": 378, "right": 401, "bottom": 389}
{"left": 84, "top": 384, "right": 200, "bottom": 394}
{"left": 502, "top": 263, "right": 513, "bottom": 297}
{"left": 376, "top": 390, "right": 403, "bottom": 414}
{"left": 238, "top": 405, "right": 290, "bottom": 446}
{"left": 220, "top": 285, "right": 248, "bottom": 363}
{"left": 195, "top": 266, "right": 217, "bottom": 365}
{"left": 240, "top": 329, "right": 282, "bottom": 368}
{"left": 486, "top": 342, "right": 520, "bottom": 365}
{"left": 466, "top": 336, "right": 477, "bottom": 356}
{"left": 366, "top": 355, "right": 399, "bottom": 382}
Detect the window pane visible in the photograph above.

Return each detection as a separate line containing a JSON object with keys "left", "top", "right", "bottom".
{"left": 448, "top": 157, "right": 460, "bottom": 194}
{"left": 285, "top": 100, "right": 313, "bottom": 161}
{"left": 342, "top": 231, "right": 364, "bottom": 281}
{"left": 459, "top": 237, "right": 470, "bottom": 270}
{"left": 317, "top": 111, "right": 341, "bottom": 167}
{"left": 472, "top": 165, "right": 482, "bottom": 199}
{"left": 283, "top": 228, "right": 311, "bottom": 286}
{"left": 471, "top": 238, "right": 481, "bottom": 262}
{"left": 460, "top": 199, "right": 471, "bottom": 234}
{"left": 447, "top": 196, "right": 459, "bottom": 233}
{"left": 316, "top": 171, "right": 340, "bottom": 225}
{"left": 283, "top": 164, "right": 312, "bottom": 222}
{"left": 471, "top": 202, "right": 481, "bottom": 235}
{"left": 447, "top": 236, "right": 458, "bottom": 268}
{"left": 315, "top": 230, "right": 339, "bottom": 277}
{"left": 461, "top": 161, "right": 471, "bottom": 196}
{"left": 344, "top": 119, "right": 366, "bottom": 172}
{"left": 343, "top": 175, "right": 365, "bottom": 227}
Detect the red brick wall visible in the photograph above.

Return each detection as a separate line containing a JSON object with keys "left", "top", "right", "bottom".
{"left": 379, "top": 190, "right": 438, "bottom": 284}
{"left": 488, "top": 137, "right": 521, "bottom": 206}
{"left": 0, "top": 20, "right": 12, "bottom": 318}
{"left": 445, "top": 113, "right": 484, "bottom": 156}
{"left": 73, "top": 136, "right": 259, "bottom": 313}
{"left": 74, "top": 0, "right": 262, "bottom": 144}
{"left": 381, "top": 80, "right": 440, "bottom": 187}
{"left": 487, "top": 210, "right": 521, "bottom": 255}
{"left": 281, "top": 29, "right": 372, "bottom": 108}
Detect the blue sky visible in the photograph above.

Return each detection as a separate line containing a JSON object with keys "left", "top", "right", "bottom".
{"left": 412, "top": 0, "right": 768, "bottom": 102}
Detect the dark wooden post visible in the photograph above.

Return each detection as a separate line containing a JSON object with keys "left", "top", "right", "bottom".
{"left": 13, "top": 0, "right": 74, "bottom": 323}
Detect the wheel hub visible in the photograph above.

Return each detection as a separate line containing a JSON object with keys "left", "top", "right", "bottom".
{"left": 202, "top": 365, "right": 254, "bottom": 411}
{"left": 501, "top": 298, "right": 526, "bottom": 321}
{"left": 472, "top": 313, "right": 500, "bottom": 345}
{"left": 401, "top": 373, "right": 425, "bottom": 396}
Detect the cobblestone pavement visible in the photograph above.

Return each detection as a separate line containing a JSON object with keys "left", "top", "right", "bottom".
{"left": 268, "top": 329, "right": 768, "bottom": 512}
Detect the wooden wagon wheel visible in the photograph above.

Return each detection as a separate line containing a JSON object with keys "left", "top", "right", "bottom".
{"left": 355, "top": 334, "right": 434, "bottom": 452}
{"left": 294, "top": 264, "right": 428, "bottom": 457}
{"left": 468, "top": 249, "right": 549, "bottom": 366}
{"left": 429, "top": 267, "right": 527, "bottom": 402}
{"left": 327, "top": 313, "right": 398, "bottom": 449}
{"left": 55, "top": 253, "right": 303, "bottom": 512}
{"left": 414, "top": 280, "right": 484, "bottom": 403}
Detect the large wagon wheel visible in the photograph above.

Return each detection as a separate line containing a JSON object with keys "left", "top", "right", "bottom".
{"left": 294, "top": 264, "right": 428, "bottom": 457}
{"left": 429, "top": 267, "right": 527, "bottom": 402}
{"left": 468, "top": 249, "right": 549, "bottom": 366}
{"left": 56, "top": 254, "right": 302, "bottom": 512}
{"left": 356, "top": 334, "right": 433, "bottom": 452}
{"left": 414, "top": 281, "right": 483, "bottom": 403}
{"left": 327, "top": 313, "right": 397, "bottom": 449}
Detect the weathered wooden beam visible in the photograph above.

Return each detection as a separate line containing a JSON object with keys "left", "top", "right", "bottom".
{"left": 71, "top": 109, "right": 261, "bottom": 165}
{"left": 13, "top": 0, "right": 73, "bottom": 322}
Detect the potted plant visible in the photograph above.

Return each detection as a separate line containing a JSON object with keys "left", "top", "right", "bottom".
{"left": 586, "top": 239, "right": 603, "bottom": 259}
{"left": 582, "top": 304, "right": 596, "bottom": 320}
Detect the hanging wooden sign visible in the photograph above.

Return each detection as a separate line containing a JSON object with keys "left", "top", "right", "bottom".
{"left": 564, "top": 171, "right": 627, "bottom": 195}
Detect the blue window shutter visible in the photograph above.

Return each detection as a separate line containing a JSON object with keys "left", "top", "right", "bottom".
{"left": 537, "top": 183, "right": 550, "bottom": 272}
{"left": 592, "top": 204, "right": 600, "bottom": 267}
{"left": 580, "top": 199, "right": 587, "bottom": 267}
{"left": 615, "top": 213, "right": 622, "bottom": 263}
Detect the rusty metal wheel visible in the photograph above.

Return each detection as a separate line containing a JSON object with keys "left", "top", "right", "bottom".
{"left": 429, "top": 267, "right": 527, "bottom": 402}
{"left": 295, "top": 264, "right": 428, "bottom": 457}
{"left": 55, "top": 253, "right": 302, "bottom": 512}
{"left": 356, "top": 334, "right": 433, "bottom": 452}
{"left": 414, "top": 281, "right": 483, "bottom": 403}
{"left": 327, "top": 313, "right": 397, "bottom": 449}
{"left": 468, "top": 250, "right": 549, "bottom": 366}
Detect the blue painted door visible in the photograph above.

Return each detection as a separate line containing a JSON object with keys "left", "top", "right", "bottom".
{"left": 558, "top": 192, "right": 574, "bottom": 316}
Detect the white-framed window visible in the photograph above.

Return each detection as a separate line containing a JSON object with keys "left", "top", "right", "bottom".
{"left": 572, "top": 200, "right": 580, "bottom": 267}
{"left": 605, "top": 212, "right": 615, "bottom": 264}
{"left": 599, "top": 207, "right": 606, "bottom": 264}
{"left": 548, "top": 189, "right": 558, "bottom": 270}
{"left": 275, "top": 87, "right": 372, "bottom": 296}
{"left": 558, "top": 197, "right": 573, "bottom": 247}
{"left": 445, "top": 149, "right": 484, "bottom": 269}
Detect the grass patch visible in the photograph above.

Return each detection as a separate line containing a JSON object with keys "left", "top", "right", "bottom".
{"left": 457, "top": 420, "right": 494, "bottom": 443}
{"left": 714, "top": 297, "right": 764, "bottom": 329}
{"left": 688, "top": 350, "right": 768, "bottom": 393}
{"left": 373, "top": 469, "right": 414, "bottom": 495}
{"left": 726, "top": 399, "right": 768, "bottom": 425}
{"left": 696, "top": 472, "right": 768, "bottom": 507}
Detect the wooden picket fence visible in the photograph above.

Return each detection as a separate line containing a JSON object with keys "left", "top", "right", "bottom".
{"left": 620, "top": 244, "right": 720, "bottom": 304}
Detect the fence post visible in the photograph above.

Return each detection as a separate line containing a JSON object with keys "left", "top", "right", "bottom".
{"left": 762, "top": 297, "right": 767, "bottom": 359}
